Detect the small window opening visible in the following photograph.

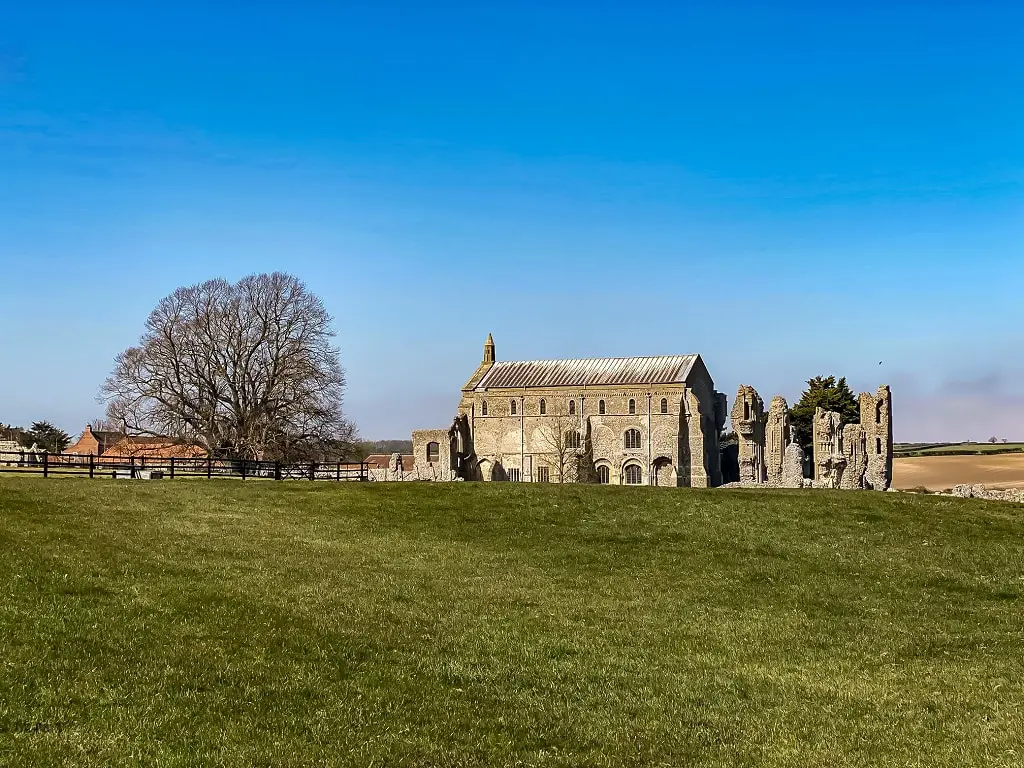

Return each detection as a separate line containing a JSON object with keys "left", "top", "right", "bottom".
{"left": 568, "top": 400, "right": 576, "bottom": 416}
{"left": 660, "top": 398, "right": 668, "bottom": 414}
{"left": 426, "top": 442, "right": 439, "bottom": 463}
{"left": 481, "top": 400, "right": 487, "bottom": 416}
{"left": 539, "top": 398, "right": 546, "bottom": 415}
{"left": 510, "top": 400, "right": 517, "bottom": 415}
{"left": 599, "top": 400, "right": 606, "bottom": 415}
{"left": 628, "top": 399, "right": 636, "bottom": 415}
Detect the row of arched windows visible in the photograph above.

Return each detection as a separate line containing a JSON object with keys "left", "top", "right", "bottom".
{"left": 595, "top": 463, "right": 643, "bottom": 484}
{"left": 481, "top": 397, "right": 671, "bottom": 416}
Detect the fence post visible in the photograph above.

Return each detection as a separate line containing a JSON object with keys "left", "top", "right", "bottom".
{"left": 207, "top": 456, "right": 212, "bottom": 479}
{"left": 130, "top": 456, "right": 136, "bottom": 479}
{"left": 89, "top": 454, "right": 94, "bottom": 479}
{"left": 169, "top": 456, "right": 175, "bottom": 480}
{"left": 309, "top": 462, "right": 315, "bottom": 481}
{"left": 241, "top": 459, "right": 247, "bottom": 480}
{"left": 43, "top": 452, "right": 49, "bottom": 478}
{"left": 141, "top": 456, "right": 146, "bottom": 470}
{"left": 274, "top": 461, "right": 281, "bottom": 481}
{"left": 336, "top": 462, "right": 341, "bottom": 482}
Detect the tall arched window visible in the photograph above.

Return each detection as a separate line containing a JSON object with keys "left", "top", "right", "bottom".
{"left": 660, "top": 398, "right": 668, "bottom": 414}
{"left": 539, "top": 398, "right": 546, "bottom": 415}
{"left": 597, "top": 465, "right": 610, "bottom": 484}
{"left": 624, "top": 428, "right": 641, "bottom": 450}
{"left": 876, "top": 401, "right": 883, "bottom": 425}
{"left": 628, "top": 399, "right": 636, "bottom": 415}
{"left": 599, "top": 400, "right": 606, "bottom": 415}
{"left": 481, "top": 400, "right": 487, "bottom": 416}
{"left": 510, "top": 399, "right": 517, "bottom": 415}
{"left": 624, "top": 464, "right": 643, "bottom": 485}
{"left": 568, "top": 400, "right": 576, "bottom": 416}
{"left": 565, "top": 431, "right": 581, "bottom": 450}
{"left": 426, "top": 442, "right": 439, "bottom": 463}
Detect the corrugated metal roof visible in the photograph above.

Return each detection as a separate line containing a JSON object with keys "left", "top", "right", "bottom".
{"left": 475, "top": 355, "right": 699, "bottom": 390}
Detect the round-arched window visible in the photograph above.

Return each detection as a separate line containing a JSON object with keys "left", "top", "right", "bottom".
{"left": 624, "top": 464, "right": 643, "bottom": 485}
{"left": 628, "top": 398, "right": 636, "bottom": 415}
{"left": 598, "top": 400, "right": 606, "bottom": 415}
{"left": 510, "top": 399, "right": 517, "bottom": 415}
{"left": 660, "top": 398, "right": 668, "bottom": 414}
{"left": 539, "top": 398, "right": 546, "bottom": 415}
{"left": 481, "top": 400, "right": 487, "bottom": 416}
{"left": 568, "top": 400, "right": 576, "bottom": 416}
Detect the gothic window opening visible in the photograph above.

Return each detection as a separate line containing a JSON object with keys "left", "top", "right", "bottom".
{"left": 599, "top": 400, "right": 606, "bottom": 415}
{"left": 539, "top": 398, "right": 546, "bottom": 415}
{"left": 624, "top": 428, "right": 642, "bottom": 450}
{"left": 624, "top": 464, "right": 643, "bottom": 485}
{"left": 597, "top": 465, "right": 610, "bottom": 484}
{"left": 876, "top": 401, "right": 883, "bottom": 425}
{"left": 566, "top": 431, "right": 581, "bottom": 450}
{"left": 536, "top": 466, "right": 550, "bottom": 483}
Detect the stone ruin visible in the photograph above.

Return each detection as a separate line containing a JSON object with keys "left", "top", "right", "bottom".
{"left": 722, "top": 383, "right": 893, "bottom": 491}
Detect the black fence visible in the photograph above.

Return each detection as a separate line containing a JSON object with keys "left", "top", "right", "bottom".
{"left": 0, "top": 450, "right": 369, "bottom": 482}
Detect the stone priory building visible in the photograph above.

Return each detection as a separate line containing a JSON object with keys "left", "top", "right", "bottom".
{"left": 421, "top": 335, "right": 728, "bottom": 486}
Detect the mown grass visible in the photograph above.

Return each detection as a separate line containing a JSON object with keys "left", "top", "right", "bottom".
{"left": 0, "top": 477, "right": 1022, "bottom": 767}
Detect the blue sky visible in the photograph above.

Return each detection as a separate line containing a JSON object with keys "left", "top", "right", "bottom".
{"left": 2, "top": 1, "right": 1022, "bottom": 441}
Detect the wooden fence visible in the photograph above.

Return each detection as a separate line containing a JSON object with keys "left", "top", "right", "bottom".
{"left": 0, "top": 450, "right": 369, "bottom": 482}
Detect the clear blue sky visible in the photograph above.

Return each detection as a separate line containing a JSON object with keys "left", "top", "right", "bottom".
{"left": 2, "top": 1, "right": 1022, "bottom": 441}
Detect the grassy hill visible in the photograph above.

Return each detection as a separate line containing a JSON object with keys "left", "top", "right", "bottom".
{"left": 0, "top": 478, "right": 1021, "bottom": 766}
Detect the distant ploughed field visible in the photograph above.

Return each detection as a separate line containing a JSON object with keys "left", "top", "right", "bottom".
{"left": 894, "top": 453, "right": 1024, "bottom": 490}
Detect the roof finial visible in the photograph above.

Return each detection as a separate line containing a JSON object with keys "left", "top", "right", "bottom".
{"left": 483, "top": 333, "right": 495, "bottom": 364}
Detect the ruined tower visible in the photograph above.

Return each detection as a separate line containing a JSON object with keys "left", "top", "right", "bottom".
{"left": 765, "top": 396, "right": 789, "bottom": 486}
{"left": 840, "top": 423, "right": 867, "bottom": 489}
{"left": 812, "top": 407, "right": 846, "bottom": 488}
{"left": 731, "top": 385, "right": 766, "bottom": 484}
{"left": 860, "top": 385, "right": 893, "bottom": 490}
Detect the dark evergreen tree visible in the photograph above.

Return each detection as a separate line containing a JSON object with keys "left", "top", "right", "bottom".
{"left": 19, "top": 421, "right": 72, "bottom": 453}
{"left": 789, "top": 376, "right": 860, "bottom": 449}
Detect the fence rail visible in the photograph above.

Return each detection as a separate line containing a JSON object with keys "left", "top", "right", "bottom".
{"left": 0, "top": 450, "right": 368, "bottom": 482}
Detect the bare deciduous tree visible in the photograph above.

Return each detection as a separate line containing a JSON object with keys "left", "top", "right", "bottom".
{"left": 101, "top": 272, "right": 357, "bottom": 461}
{"left": 533, "top": 406, "right": 589, "bottom": 483}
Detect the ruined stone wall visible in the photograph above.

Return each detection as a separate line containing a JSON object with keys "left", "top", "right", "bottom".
{"left": 765, "top": 396, "right": 789, "bottom": 485}
{"left": 860, "top": 386, "right": 893, "bottom": 490}
{"left": 812, "top": 408, "right": 846, "bottom": 488}
{"left": 840, "top": 423, "right": 867, "bottom": 489}
{"left": 411, "top": 429, "right": 454, "bottom": 474}
{"left": 731, "top": 385, "right": 766, "bottom": 484}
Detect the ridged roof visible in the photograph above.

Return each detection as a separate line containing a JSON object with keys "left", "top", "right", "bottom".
{"left": 475, "top": 355, "right": 699, "bottom": 390}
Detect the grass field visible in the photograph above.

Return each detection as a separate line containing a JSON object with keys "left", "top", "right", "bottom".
{"left": 1, "top": 478, "right": 1022, "bottom": 766}
{"left": 894, "top": 453, "right": 1024, "bottom": 491}
{"left": 894, "top": 442, "right": 1024, "bottom": 457}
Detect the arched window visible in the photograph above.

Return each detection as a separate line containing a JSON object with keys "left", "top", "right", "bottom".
{"left": 876, "top": 401, "right": 883, "bottom": 425}
{"left": 599, "top": 400, "right": 606, "bottom": 415}
{"left": 628, "top": 399, "right": 636, "bottom": 415}
{"left": 426, "top": 442, "right": 439, "bottom": 463}
{"left": 481, "top": 400, "right": 487, "bottom": 416}
{"left": 624, "top": 428, "right": 642, "bottom": 450}
{"left": 660, "top": 398, "right": 668, "bottom": 414}
{"left": 539, "top": 398, "right": 546, "bottom": 415}
{"left": 744, "top": 401, "right": 750, "bottom": 420}
{"left": 624, "top": 464, "right": 643, "bottom": 485}
{"left": 568, "top": 400, "right": 576, "bottom": 416}
{"left": 565, "top": 431, "right": 581, "bottom": 450}
{"left": 597, "top": 465, "right": 610, "bottom": 484}
{"left": 510, "top": 399, "right": 517, "bottom": 415}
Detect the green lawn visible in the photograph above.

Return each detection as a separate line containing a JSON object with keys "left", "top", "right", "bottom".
{"left": 895, "top": 442, "right": 1024, "bottom": 457}
{"left": 1, "top": 478, "right": 1021, "bottom": 767}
